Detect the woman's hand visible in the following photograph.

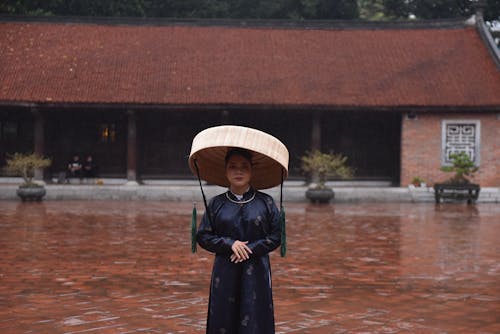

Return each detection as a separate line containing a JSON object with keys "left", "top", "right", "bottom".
{"left": 231, "top": 240, "right": 252, "bottom": 263}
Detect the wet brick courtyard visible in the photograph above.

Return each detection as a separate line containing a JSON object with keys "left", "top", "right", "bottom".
{"left": 0, "top": 201, "right": 499, "bottom": 334}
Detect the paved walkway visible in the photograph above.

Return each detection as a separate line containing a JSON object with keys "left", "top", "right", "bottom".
{"left": 0, "top": 201, "right": 499, "bottom": 333}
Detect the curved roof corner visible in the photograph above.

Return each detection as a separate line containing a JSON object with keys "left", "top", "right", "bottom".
{"left": 476, "top": 19, "right": 500, "bottom": 70}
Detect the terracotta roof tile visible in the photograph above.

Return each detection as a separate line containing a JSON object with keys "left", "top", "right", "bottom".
{"left": 1, "top": 21, "right": 500, "bottom": 107}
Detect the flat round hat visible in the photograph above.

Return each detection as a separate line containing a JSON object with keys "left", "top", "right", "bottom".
{"left": 188, "top": 125, "right": 289, "bottom": 189}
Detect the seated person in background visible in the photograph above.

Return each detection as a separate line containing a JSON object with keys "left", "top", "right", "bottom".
{"left": 82, "top": 155, "right": 98, "bottom": 179}
{"left": 67, "top": 154, "right": 83, "bottom": 179}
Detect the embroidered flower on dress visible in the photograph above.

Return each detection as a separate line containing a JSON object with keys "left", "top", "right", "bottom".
{"left": 246, "top": 264, "right": 254, "bottom": 275}
{"left": 214, "top": 277, "right": 220, "bottom": 288}
{"left": 254, "top": 215, "right": 262, "bottom": 226}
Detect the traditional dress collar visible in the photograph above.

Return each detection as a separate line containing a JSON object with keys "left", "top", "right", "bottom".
{"left": 226, "top": 187, "right": 256, "bottom": 204}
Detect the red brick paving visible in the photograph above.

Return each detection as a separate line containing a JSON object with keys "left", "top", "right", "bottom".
{"left": 0, "top": 201, "right": 498, "bottom": 333}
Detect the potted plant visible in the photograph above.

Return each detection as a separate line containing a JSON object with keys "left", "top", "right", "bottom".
{"left": 4, "top": 152, "right": 52, "bottom": 201}
{"left": 434, "top": 152, "right": 480, "bottom": 203}
{"left": 410, "top": 176, "right": 426, "bottom": 188}
{"left": 301, "top": 150, "right": 354, "bottom": 203}
{"left": 440, "top": 152, "right": 478, "bottom": 184}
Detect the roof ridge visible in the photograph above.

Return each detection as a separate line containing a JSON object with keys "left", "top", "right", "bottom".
{"left": 0, "top": 14, "right": 469, "bottom": 30}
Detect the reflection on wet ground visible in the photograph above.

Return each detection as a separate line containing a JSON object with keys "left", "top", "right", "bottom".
{"left": 0, "top": 201, "right": 498, "bottom": 333}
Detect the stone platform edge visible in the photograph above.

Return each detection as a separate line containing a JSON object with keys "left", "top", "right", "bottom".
{"left": 0, "top": 182, "right": 498, "bottom": 203}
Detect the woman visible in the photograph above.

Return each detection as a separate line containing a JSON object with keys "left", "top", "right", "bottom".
{"left": 196, "top": 147, "right": 282, "bottom": 334}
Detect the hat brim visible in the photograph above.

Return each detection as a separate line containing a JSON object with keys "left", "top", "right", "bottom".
{"left": 188, "top": 126, "right": 289, "bottom": 189}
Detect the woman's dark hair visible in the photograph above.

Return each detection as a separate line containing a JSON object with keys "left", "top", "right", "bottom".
{"left": 225, "top": 148, "right": 252, "bottom": 165}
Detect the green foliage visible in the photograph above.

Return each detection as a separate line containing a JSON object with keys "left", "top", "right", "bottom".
{"left": 316, "top": 0, "right": 359, "bottom": 19}
{"left": 301, "top": 150, "right": 354, "bottom": 187}
{"left": 440, "top": 152, "right": 478, "bottom": 184}
{"left": 0, "top": 0, "right": 361, "bottom": 19}
{"left": 382, "top": 0, "right": 409, "bottom": 18}
{"left": 0, "top": 0, "right": 146, "bottom": 16}
{"left": 222, "top": 0, "right": 284, "bottom": 19}
{"left": 411, "top": 176, "right": 425, "bottom": 186}
{"left": 4, "top": 153, "right": 51, "bottom": 186}
{"left": 65, "top": 0, "right": 146, "bottom": 17}
{"left": 484, "top": 0, "right": 500, "bottom": 21}
{"left": 413, "top": 0, "right": 472, "bottom": 19}
{"left": 1, "top": 0, "right": 497, "bottom": 22}
{"left": 383, "top": 0, "right": 498, "bottom": 20}
{"left": 145, "top": 0, "right": 228, "bottom": 18}
{"left": 297, "top": 0, "right": 319, "bottom": 19}
{"left": 143, "top": 0, "right": 360, "bottom": 19}
{"left": 1, "top": 0, "right": 498, "bottom": 20}
{"left": 359, "top": 0, "right": 386, "bottom": 20}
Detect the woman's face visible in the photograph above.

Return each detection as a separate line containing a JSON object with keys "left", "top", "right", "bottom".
{"left": 225, "top": 154, "right": 252, "bottom": 191}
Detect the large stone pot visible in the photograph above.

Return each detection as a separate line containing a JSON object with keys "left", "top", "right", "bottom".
{"left": 305, "top": 187, "right": 334, "bottom": 204}
{"left": 433, "top": 183, "right": 480, "bottom": 204}
{"left": 16, "top": 186, "right": 47, "bottom": 202}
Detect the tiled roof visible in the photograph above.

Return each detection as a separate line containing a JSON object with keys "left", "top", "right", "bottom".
{"left": 1, "top": 19, "right": 500, "bottom": 108}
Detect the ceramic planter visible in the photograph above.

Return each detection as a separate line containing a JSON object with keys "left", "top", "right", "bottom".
{"left": 16, "top": 186, "right": 47, "bottom": 202}
{"left": 305, "top": 187, "right": 334, "bottom": 204}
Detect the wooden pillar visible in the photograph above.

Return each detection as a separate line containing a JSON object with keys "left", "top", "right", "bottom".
{"left": 221, "top": 109, "right": 230, "bottom": 124}
{"left": 126, "top": 110, "right": 138, "bottom": 184}
{"left": 311, "top": 111, "right": 322, "bottom": 151}
{"left": 32, "top": 109, "right": 45, "bottom": 181}
{"left": 310, "top": 111, "right": 322, "bottom": 184}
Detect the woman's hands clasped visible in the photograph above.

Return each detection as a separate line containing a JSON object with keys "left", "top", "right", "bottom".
{"left": 230, "top": 240, "right": 252, "bottom": 263}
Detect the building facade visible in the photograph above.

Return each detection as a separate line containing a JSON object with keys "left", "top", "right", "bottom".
{"left": 1, "top": 16, "right": 499, "bottom": 186}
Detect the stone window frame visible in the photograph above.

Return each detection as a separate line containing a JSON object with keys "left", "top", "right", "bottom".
{"left": 441, "top": 119, "right": 481, "bottom": 167}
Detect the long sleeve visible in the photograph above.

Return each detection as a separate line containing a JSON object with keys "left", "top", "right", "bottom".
{"left": 196, "top": 201, "right": 234, "bottom": 255}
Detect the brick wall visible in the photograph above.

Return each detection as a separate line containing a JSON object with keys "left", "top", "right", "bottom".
{"left": 401, "top": 113, "right": 499, "bottom": 187}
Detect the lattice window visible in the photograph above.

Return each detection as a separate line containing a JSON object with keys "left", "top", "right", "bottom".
{"left": 441, "top": 120, "right": 480, "bottom": 166}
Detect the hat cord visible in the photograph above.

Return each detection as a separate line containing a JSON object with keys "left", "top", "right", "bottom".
{"left": 192, "top": 158, "right": 211, "bottom": 253}
{"left": 193, "top": 159, "right": 210, "bottom": 215}
{"left": 280, "top": 168, "right": 286, "bottom": 257}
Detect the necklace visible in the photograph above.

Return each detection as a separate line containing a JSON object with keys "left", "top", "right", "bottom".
{"left": 225, "top": 191, "right": 256, "bottom": 204}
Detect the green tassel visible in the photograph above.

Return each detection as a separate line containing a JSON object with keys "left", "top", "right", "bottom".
{"left": 280, "top": 205, "right": 286, "bottom": 257}
{"left": 191, "top": 202, "right": 197, "bottom": 253}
